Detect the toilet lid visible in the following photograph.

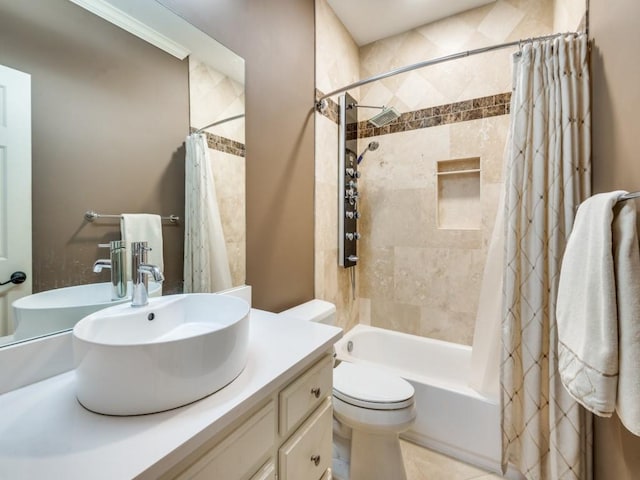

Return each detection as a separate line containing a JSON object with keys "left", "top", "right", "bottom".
{"left": 333, "top": 362, "right": 414, "bottom": 410}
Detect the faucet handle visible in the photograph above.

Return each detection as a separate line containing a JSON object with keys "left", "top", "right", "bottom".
{"left": 132, "top": 241, "right": 151, "bottom": 252}
{"left": 99, "top": 240, "right": 125, "bottom": 251}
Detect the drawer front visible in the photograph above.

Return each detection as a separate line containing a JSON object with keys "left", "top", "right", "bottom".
{"left": 279, "top": 354, "right": 333, "bottom": 435}
{"left": 279, "top": 398, "right": 333, "bottom": 480}
{"left": 250, "top": 461, "right": 276, "bottom": 480}
{"left": 177, "top": 401, "right": 275, "bottom": 480}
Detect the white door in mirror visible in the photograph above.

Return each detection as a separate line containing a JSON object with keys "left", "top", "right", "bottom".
{"left": 0, "top": 64, "right": 32, "bottom": 340}
{"left": 73, "top": 293, "right": 250, "bottom": 415}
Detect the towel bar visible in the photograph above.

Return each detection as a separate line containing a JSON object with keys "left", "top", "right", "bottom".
{"left": 84, "top": 211, "right": 180, "bottom": 224}
{"left": 617, "top": 191, "right": 640, "bottom": 202}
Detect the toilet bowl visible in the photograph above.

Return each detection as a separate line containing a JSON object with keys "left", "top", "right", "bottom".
{"left": 280, "top": 300, "right": 416, "bottom": 480}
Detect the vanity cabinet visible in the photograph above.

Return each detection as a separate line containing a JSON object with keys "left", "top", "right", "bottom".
{"left": 174, "top": 401, "right": 276, "bottom": 480}
{"left": 278, "top": 398, "right": 332, "bottom": 480}
{"left": 170, "top": 354, "right": 334, "bottom": 480}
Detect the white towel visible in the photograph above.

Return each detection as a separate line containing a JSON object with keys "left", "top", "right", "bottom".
{"left": 612, "top": 197, "right": 640, "bottom": 435}
{"left": 557, "top": 191, "right": 640, "bottom": 435}
{"left": 120, "top": 214, "right": 164, "bottom": 282}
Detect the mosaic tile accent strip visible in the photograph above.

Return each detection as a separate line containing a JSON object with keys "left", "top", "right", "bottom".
{"left": 190, "top": 128, "right": 246, "bottom": 158}
{"left": 315, "top": 88, "right": 340, "bottom": 124}
{"left": 316, "top": 89, "right": 511, "bottom": 140}
{"left": 357, "top": 92, "right": 511, "bottom": 139}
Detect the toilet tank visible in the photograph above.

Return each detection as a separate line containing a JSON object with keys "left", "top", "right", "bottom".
{"left": 279, "top": 299, "right": 336, "bottom": 325}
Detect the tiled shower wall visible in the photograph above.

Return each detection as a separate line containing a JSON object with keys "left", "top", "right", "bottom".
{"left": 315, "top": 0, "right": 361, "bottom": 331}
{"left": 315, "top": 0, "right": 559, "bottom": 344}
{"left": 189, "top": 57, "right": 246, "bottom": 287}
{"left": 356, "top": 1, "right": 555, "bottom": 344}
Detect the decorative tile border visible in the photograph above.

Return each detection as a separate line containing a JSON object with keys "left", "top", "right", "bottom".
{"left": 315, "top": 88, "right": 340, "bottom": 124}
{"left": 190, "top": 128, "right": 246, "bottom": 158}
{"left": 316, "top": 89, "right": 511, "bottom": 140}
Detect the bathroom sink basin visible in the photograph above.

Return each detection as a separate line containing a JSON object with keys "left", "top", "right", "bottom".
{"left": 72, "top": 293, "right": 250, "bottom": 415}
{"left": 12, "top": 281, "right": 162, "bottom": 340}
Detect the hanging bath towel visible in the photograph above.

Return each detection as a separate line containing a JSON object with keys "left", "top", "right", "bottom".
{"left": 120, "top": 213, "right": 164, "bottom": 284}
{"left": 556, "top": 191, "right": 640, "bottom": 435}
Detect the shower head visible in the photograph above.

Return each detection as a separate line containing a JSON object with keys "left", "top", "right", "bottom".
{"left": 357, "top": 141, "right": 380, "bottom": 164}
{"left": 348, "top": 103, "right": 401, "bottom": 127}
{"left": 368, "top": 106, "right": 400, "bottom": 127}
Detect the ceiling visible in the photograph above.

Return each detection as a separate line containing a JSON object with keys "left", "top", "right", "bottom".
{"left": 327, "top": 0, "right": 497, "bottom": 46}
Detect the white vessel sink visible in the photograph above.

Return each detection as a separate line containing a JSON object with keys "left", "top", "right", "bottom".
{"left": 11, "top": 281, "right": 162, "bottom": 340}
{"left": 72, "top": 293, "right": 250, "bottom": 416}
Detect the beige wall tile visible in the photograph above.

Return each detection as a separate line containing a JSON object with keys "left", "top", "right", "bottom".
{"left": 370, "top": 299, "right": 422, "bottom": 336}
{"left": 358, "top": 245, "right": 395, "bottom": 300}
{"left": 359, "top": 297, "right": 371, "bottom": 325}
{"left": 359, "top": 0, "right": 554, "bottom": 112}
{"left": 478, "top": 1, "right": 527, "bottom": 42}
{"left": 189, "top": 57, "right": 245, "bottom": 143}
{"left": 209, "top": 148, "right": 246, "bottom": 287}
{"left": 552, "top": 0, "right": 585, "bottom": 31}
{"left": 315, "top": 116, "right": 339, "bottom": 185}
{"left": 315, "top": 0, "right": 360, "bottom": 94}
{"left": 420, "top": 307, "right": 476, "bottom": 345}
{"left": 450, "top": 116, "right": 511, "bottom": 184}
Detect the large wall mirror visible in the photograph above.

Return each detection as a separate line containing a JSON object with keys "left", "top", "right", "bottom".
{"left": 0, "top": 0, "right": 245, "bottom": 348}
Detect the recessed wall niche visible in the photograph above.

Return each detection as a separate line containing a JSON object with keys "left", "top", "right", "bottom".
{"left": 436, "top": 157, "right": 481, "bottom": 230}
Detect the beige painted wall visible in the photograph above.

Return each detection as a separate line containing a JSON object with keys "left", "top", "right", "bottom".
{"left": 0, "top": 0, "right": 188, "bottom": 295}
{"left": 590, "top": 0, "right": 640, "bottom": 477}
{"left": 158, "top": 0, "right": 316, "bottom": 312}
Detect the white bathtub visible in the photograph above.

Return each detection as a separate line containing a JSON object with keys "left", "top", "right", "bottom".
{"left": 334, "top": 324, "right": 523, "bottom": 479}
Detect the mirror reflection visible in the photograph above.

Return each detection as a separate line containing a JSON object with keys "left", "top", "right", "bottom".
{"left": 0, "top": 0, "right": 245, "bottom": 347}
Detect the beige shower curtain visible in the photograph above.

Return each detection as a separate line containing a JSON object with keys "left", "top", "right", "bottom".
{"left": 501, "top": 34, "right": 592, "bottom": 479}
{"left": 184, "top": 133, "right": 233, "bottom": 293}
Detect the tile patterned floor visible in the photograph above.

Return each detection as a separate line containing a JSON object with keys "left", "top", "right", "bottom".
{"left": 401, "top": 440, "right": 504, "bottom": 480}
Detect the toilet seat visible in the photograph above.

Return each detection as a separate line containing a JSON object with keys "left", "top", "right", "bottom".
{"left": 333, "top": 362, "right": 414, "bottom": 410}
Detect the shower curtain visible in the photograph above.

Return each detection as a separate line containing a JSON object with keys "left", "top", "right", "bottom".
{"left": 501, "top": 35, "right": 592, "bottom": 479}
{"left": 184, "top": 133, "right": 233, "bottom": 293}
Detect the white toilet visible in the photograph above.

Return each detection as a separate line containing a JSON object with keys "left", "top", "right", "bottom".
{"left": 280, "top": 300, "right": 416, "bottom": 480}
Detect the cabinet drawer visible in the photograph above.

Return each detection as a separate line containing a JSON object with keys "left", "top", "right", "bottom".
{"left": 279, "top": 354, "right": 333, "bottom": 435}
{"left": 250, "top": 460, "right": 276, "bottom": 480}
{"left": 177, "top": 401, "right": 275, "bottom": 480}
{"left": 279, "top": 398, "right": 333, "bottom": 480}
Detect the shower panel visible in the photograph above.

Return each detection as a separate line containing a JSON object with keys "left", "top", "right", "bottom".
{"left": 339, "top": 93, "right": 360, "bottom": 268}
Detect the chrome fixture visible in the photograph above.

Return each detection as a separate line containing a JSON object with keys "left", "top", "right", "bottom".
{"left": 93, "top": 240, "right": 127, "bottom": 300}
{"left": 368, "top": 107, "right": 400, "bottom": 127}
{"left": 357, "top": 141, "right": 380, "bottom": 164}
{"left": 131, "top": 241, "right": 164, "bottom": 307}
{"left": 194, "top": 113, "right": 245, "bottom": 134}
{"left": 85, "top": 210, "right": 179, "bottom": 224}
{"left": 347, "top": 103, "right": 400, "bottom": 128}
{"left": 618, "top": 191, "right": 640, "bottom": 202}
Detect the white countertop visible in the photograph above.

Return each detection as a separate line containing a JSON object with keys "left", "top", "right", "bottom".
{"left": 0, "top": 309, "right": 342, "bottom": 479}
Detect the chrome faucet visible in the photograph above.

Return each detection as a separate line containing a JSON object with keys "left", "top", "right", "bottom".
{"left": 131, "top": 241, "right": 164, "bottom": 307}
{"left": 93, "top": 240, "right": 126, "bottom": 300}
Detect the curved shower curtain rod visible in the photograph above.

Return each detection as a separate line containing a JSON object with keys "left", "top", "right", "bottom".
{"left": 195, "top": 113, "right": 245, "bottom": 134}
{"left": 315, "top": 30, "right": 584, "bottom": 112}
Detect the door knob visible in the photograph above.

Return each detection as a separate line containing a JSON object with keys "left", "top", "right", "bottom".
{"left": 0, "top": 271, "right": 27, "bottom": 286}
